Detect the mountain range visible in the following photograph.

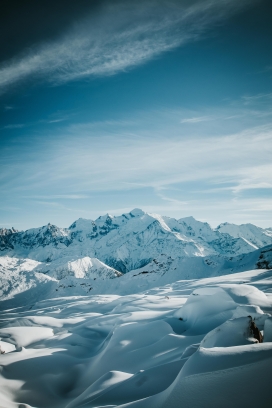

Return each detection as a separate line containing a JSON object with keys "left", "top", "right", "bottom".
{"left": 1, "top": 209, "right": 272, "bottom": 305}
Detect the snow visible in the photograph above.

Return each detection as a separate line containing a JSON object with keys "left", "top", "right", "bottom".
{"left": 1, "top": 210, "right": 272, "bottom": 407}
{"left": 217, "top": 222, "right": 272, "bottom": 249}
{"left": 0, "top": 267, "right": 272, "bottom": 408}
{"left": 159, "top": 345, "right": 272, "bottom": 408}
{"left": 200, "top": 316, "right": 258, "bottom": 347}
{"left": 39, "top": 256, "right": 122, "bottom": 280}
{"left": 2, "top": 210, "right": 271, "bottom": 275}
{"left": 0, "top": 326, "right": 54, "bottom": 348}
{"left": 264, "top": 317, "right": 272, "bottom": 342}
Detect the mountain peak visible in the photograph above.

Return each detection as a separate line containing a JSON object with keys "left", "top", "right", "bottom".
{"left": 0, "top": 227, "right": 18, "bottom": 235}
{"left": 69, "top": 218, "right": 94, "bottom": 230}
{"left": 95, "top": 213, "right": 114, "bottom": 226}
{"left": 129, "top": 208, "right": 145, "bottom": 217}
{"left": 180, "top": 216, "right": 197, "bottom": 222}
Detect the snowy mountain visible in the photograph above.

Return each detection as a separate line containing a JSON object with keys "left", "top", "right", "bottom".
{"left": 0, "top": 209, "right": 271, "bottom": 304}
{"left": 216, "top": 222, "right": 272, "bottom": 249}
{"left": 37, "top": 256, "right": 122, "bottom": 280}
{"left": 1, "top": 209, "right": 271, "bottom": 274}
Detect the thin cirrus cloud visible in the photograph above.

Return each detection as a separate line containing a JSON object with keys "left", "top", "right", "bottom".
{"left": 26, "top": 194, "right": 90, "bottom": 200}
{"left": 180, "top": 116, "right": 213, "bottom": 124}
{"left": 2, "top": 105, "right": 272, "bottom": 198}
{"left": 242, "top": 93, "right": 272, "bottom": 105}
{"left": 1, "top": 102, "right": 271, "bottom": 227}
{"left": 0, "top": 0, "right": 253, "bottom": 92}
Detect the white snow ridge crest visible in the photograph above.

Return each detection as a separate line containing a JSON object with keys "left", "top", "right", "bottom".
{"left": 0, "top": 209, "right": 272, "bottom": 408}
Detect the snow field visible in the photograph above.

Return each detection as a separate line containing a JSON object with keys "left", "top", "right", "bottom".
{"left": 0, "top": 269, "right": 272, "bottom": 407}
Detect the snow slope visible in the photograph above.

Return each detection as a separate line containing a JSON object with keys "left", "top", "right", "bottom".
{"left": 0, "top": 268, "right": 272, "bottom": 408}
{"left": 1, "top": 243, "right": 271, "bottom": 307}
{"left": 0, "top": 256, "right": 57, "bottom": 304}
{"left": 0, "top": 256, "right": 123, "bottom": 307}
{"left": 37, "top": 256, "right": 122, "bottom": 280}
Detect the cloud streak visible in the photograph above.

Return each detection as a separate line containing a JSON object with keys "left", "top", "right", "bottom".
{"left": 180, "top": 116, "right": 212, "bottom": 124}
{"left": 0, "top": 0, "right": 252, "bottom": 92}
{"left": 1, "top": 98, "right": 271, "bottom": 228}
{"left": 242, "top": 93, "right": 272, "bottom": 105}
{"left": 2, "top": 105, "right": 272, "bottom": 197}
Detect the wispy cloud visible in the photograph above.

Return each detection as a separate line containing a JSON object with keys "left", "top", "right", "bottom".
{"left": 0, "top": 0, "right": 253, "bottom": 93}
{"left": 180, "top": 116, "right": 212, "bottom": 124}
{"left": 3, "top": 114, "right": 69, "bottom": 130}
{"left": 242, "top": 93, "right": 272, "bottom": 105}
{"left": 47, "top": 118, "right": 67, "bottom": 124}
{"left": 28, "top": 194, "right": 89, "bottom": 200}
{"left": 154, "top": 187, "right": 188, "bottom": 206}
{"left": 4, "top": 108, "right": 271, "bottom": 195}
{"left": 231, "top": 164, "right": 272, "bottom": 193}
{"left": 1, "top": 99, "right": 271, "bottom": 228}
{"left": 33, "top": 200, "right": 78, "bottom": 212}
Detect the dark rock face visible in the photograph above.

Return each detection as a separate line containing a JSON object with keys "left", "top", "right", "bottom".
{"left": 104, "top": 257, "right": 128, "bottom": 274}
{"left": 0, "top": 228, "right": 17, "bottom": 250}
{"left": 256, "top": 247, "right": 272, "bottom": 270}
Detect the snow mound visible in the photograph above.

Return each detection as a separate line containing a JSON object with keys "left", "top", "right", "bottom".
{"left": 174, "top": 285, "right": 271, "bottom": 336}
{"left": 232, "top": 304, "right": 269, "bottom": 327}
{"left": 174, "top": 287, "right": 236, "bottom": 335}
{"left": 161, "top": 344, "right": 272, "bottom": 408}
{"left": 220, "top": 283, "right": 271, "bottom": 308}
{"left": 1, "top": 266, "right": 272, "bottom": 408}
{"left": 66, "top": 370, "right": 133, "bottom": 408}
{"left": 200, "top": 316, "right": 257, "bottom": 348}
{"left": 0, "top": 326, "right": 54, "bottom": 348}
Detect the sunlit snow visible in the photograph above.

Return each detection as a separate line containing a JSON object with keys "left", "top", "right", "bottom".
{"left": 0, "top": 210, "right": 272, "bottom": 407}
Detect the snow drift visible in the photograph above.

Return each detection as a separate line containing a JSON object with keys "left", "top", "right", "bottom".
{"left": 0, "top": 269, "right": 272, "bottom": 408}
{"left": 0, "top": 210, "right": 272, "bottom": 407}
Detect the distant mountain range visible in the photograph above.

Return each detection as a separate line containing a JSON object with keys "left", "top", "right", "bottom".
{"left": 0, "top": 209, "right": 272, "bottom": 305}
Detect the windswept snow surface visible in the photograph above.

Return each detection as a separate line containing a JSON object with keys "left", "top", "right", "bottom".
{"left": 1, "top": 269, "right": 272, "bottom": 408}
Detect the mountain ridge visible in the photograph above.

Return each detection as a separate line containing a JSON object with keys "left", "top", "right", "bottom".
{"left": 1, "top": 209, "right": 271, "bottom": 270}
{"left": 0, "top": 209, "right": 272, "bottom": 306}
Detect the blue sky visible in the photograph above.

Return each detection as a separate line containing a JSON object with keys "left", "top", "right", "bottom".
{"left": 1, "top": 0, "right": 272, "bottom": 229}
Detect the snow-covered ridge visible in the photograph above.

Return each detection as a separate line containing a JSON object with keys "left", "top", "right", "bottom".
{"left": 216, "top": 222, "right": 272, "bottom": 249}
{"left": 0, "top": 210, "right": 271, "bottom": 304}
{"left": 38, "top": 256, "right": 122, "bottom": 280}
{"left": 1, "top": 209, "right": 271, "bottom": 273}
